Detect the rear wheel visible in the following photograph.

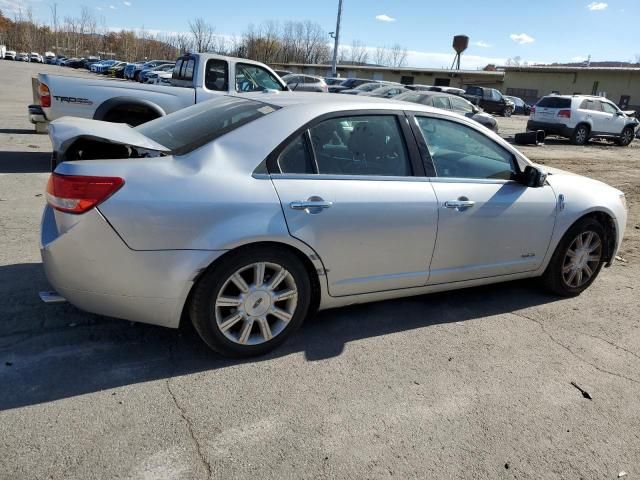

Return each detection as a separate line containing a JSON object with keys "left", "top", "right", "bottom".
{"left": 190, "top": 247, "right": 311, "bottom": 357}
{"left": 502, "top": 106, "right": 513, "bottom": 117}
{"left": 570, "top": 124, "right": 590, "bottom": 145}
{"left": 617, "top": 126, "right": 634, "bottom": 147}
{"left": 541, "top": 218, "right": 605, "bottom": 296}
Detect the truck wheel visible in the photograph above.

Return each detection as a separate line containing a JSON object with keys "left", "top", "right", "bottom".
{"left": 617, "top": 127, "right": 634, "bottom": 147}
{"left": 570, "top": 124, "right": 590, "bottom": 145}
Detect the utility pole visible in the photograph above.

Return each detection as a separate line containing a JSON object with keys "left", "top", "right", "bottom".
{"left": 330, "top": 0, "right": 343, "bottom": 77}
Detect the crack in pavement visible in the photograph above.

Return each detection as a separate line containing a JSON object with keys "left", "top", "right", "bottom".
{"left": 579, "top": 331, "right": 640, "bottom": 362}
{"left": 166, "top": 344, "right": 213, "bottom": 480}
{"left": 511, "top": 311, "right": 640, "bottom": 386}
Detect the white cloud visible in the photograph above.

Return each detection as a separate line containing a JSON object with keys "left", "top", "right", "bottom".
{"left": 473, "top": 41, "right": 491, "bottom": 48}
{"left": 510, "top": 33, "right": 535, "bottom": 44}
{"left": 375, "top": 14, "right": 396, "bottom": 22}
{"left": 571, "top": 55, "right": 588, "bottom": 62}
{"left": 0, "top": 0, "right": 24, "bottom": 14}
{"left": 587, "top": 2, "right": 607, "bottom": 10}
{"left": 123, "top": 0, "right": 131, "bottom": 5}
{"left": 109, "top": 4, "right": 116, "bottom": 9}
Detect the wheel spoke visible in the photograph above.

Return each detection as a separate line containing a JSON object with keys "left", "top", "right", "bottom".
{"left": 271, "top": 307, "right": 292, "bottom": 323}
{"left": 562, "top": 263, "right": 574, "bottom": 274}
{"left": 583, "top": 232, "right": 594, "bottom": 249}
{"left": 268, "top": 268, "right": 288, "bottom": 290}
{"left": 583, "top": 264, "right": 593, "bottom": 278}
{"left": 587, "top": 239, "right": 601, "bottom": 253}
{"left": 566, "top": 269, "right": 577, "bottom": 286}
{"left": 254, "top": 262, "right": 266, "bottom": 287}
{"left": 231, "top": 273, "right": 250, "bottom": 293}
{"left": 587, "top": 254, "right": 600, "bottom": 262}
{"left": 575, "top": 269, "right": 583, "bottom": 286}
{"left": 238, "top": 320, "right": 253, "bottom": 344}
{"left": 257, "top": 317, "right": 273, "bottom": 341}
{"left": 219, "top": 312, "right": 244, "bottom": 332}
{"left": 566, "top": 249, "right": 577, "bottom": 258}
{"left": 273, "top": 289, "right": 297, "bottom": 302}
{"left": 575, "top": 234, "right": 584, "bottom": 249}
{"left": 216, "top": 295, "right": 242, "bottom": 307}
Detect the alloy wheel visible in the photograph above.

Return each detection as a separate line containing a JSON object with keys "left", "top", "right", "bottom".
{"left": 561, "top": 231, "right": 602, "bottom": 288}
{"left": 621, "top": 128, "right": 633, "bottom": 145}
{"left": 214, "top": 262, "right": 298, "bottom": 345}
{"left": 575, "top": 127, "right": 588, "bottom": 144}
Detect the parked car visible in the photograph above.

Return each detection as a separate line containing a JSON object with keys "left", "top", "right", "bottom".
{"left": 41, "top": 92, "right": 628, "bottom": 357}
{"left": 124, "top": 61, "right": 145, "bottom": 79}
{"left": 428, "top": 86, "right": 465, "bottom": 96}
{"left": 54, "top": 56, "right": 68, "bottom": 65}
{"left": 131, "top": 60, "right": 173, "bottom": 81}
{"left": 44, "top": 52, "right": 56, "bottom": 63}
{"left": 64, "top": 58, "right": 85, "bottom": 69}
{"left": 340, "top": 82, "right": 392, "bottom": 95}
{"left": 329, "top": 78, "right": 378, "bottom": 93}
{"left": 281, "top": 74, "right": 328, "bottom": 92}
{"left": 396, "top": 91, "right": 498, "bottom": 132}
{"left": 527, "top": 95, "right": 639, "bottom": 146}
{"left": 4, "top": 50, "right": 16, "bottom": 60}
{"left": 29, "top": 53, "right": 288, "bottom": 130}
{"left": 274, "top": 69, "right": 292, "bottom": 77}
{"left": 405, "top": 84, "right": 433, "bottom": 92}
{"left": 151, "top": 71, "right": 173, "bottom": 85}
{"left": 464, "top": 86, "right": 515, "bottom": 117}
{"left": 505, "top": 95, "right": 531, "bottom": 115}
{"left": 140, "top": 63, "right": 175, "bottom": 83}
{"left": 324, "top": 77, "right": 344, "bottom": 86}
{"left": 359, "top": 85, "right": 409, "bottom": 98}
{"left": 107, "top": 62, "right": 128, "bottom": 77}
{"left": 92, "top": 60, "right": 119, "bottom": 74}
{"left": 16, "top": 52, "right": 29, "bottom": 62}
{"left": 29, "top": 52, "right": 43, "bottom": 63}
{"left": 83, "top": 56, "right": 101, "bottom": 69}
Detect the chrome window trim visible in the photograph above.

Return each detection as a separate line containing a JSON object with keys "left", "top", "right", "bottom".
{"left": 269, "top": 173, "right": 433, "bottom": 182}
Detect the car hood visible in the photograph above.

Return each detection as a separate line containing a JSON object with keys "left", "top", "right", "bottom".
{"left": 535, "top": 164, "right": 624, "bottom": 196}
{"left": 49, "top": 117, "right": 170, "bottom": 154}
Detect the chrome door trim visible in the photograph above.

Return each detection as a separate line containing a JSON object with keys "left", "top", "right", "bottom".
{"left": 270, "top": 173, "right": 434, "bottom": 182}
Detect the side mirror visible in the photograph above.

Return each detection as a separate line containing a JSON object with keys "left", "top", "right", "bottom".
{"left": 522, "top": 165, "right": 547, "bottom": 188}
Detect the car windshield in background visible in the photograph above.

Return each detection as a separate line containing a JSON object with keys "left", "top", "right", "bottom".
{"left": 536, "top": 97, "right": 571, "bottom": 108}
{"left": 135, "top": 97, "right": 280, "bottom": 156}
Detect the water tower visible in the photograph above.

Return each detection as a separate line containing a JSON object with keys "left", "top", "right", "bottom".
{"left": 451, "top": 35, "right": 469, "bottom": 70}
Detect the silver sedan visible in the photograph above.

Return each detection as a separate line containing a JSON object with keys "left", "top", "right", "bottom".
{"left": 41, "top": 93, "right": 628, "bottom": 357}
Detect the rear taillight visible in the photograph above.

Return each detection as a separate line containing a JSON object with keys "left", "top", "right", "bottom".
{"left": 46, "top": 173, "right": 124, "bottom": 214}
{"left": 530, "top": 106, "right": 536, "bottom": 114}
{"left": 557, "top": 109, "right": 571, "bottom": 118}
{"left": 38, "top": 82, "right": 51, "bottom": 108}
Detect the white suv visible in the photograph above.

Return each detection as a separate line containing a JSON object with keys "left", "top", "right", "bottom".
{"left": 527, "top": 95, "right": 638, "bottom": 146}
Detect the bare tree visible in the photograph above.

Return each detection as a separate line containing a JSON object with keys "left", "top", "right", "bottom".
{"left": 189, "top": 17, "right": 215, "bottom": 53}
{"left": 49, "top": 3, "right": 59, "bottom": 54}
{"left": 348, "top": 40, "right": 369, "bottom": 64}
{"left": 387, "top": 43, "right": 408, "bottom": 67}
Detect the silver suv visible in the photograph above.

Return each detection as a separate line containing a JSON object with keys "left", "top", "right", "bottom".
{"left": 527, "top": 95, "right": 638, "bottom": 146}
{"left": 281, "top": 74, "right": 328, "bottom": 93}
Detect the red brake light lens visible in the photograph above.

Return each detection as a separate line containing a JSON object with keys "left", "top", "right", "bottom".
{"left": 557, "top": 109, "right": 571, "bottom": 118}
{"left": 46, "top": 173, "right": 124, "bottom": 214}
{"left": 38, "top": 82, "right": 51, "bottom": 108}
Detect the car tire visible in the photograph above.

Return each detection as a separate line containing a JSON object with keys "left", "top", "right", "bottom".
{"left": 617, "top": 126, "right": 634, "bottom": 147}
{"left": 502, "top": 107, "right": 513, "bottom": 117}
{"left": 541, "top": 217, "right": 606, "bottom": 297}
{"left": 570, "top": 124, "right": 590, "bottom": 145}
{"left": 190, "top": 246, "right": 311, "bottom": 357}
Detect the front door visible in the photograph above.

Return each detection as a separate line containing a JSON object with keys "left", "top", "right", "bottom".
{"left": 412, "top": 114, "right": 557, "bottom": 284}
{"left": 270, "top": 113, "right": 439, "bottom": 296}
{"left": 599, "top": 100, "right": 627, "bottom": 135}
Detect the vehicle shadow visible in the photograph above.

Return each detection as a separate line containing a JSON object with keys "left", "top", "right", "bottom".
{"left": 0, "top": 262, "right": 561, "bottom": 411}
{"left": 0, "top": 129, "right": 35, "bottom": 135}
{"left": 0, "top": 151, "right": 50, "bottom": 173}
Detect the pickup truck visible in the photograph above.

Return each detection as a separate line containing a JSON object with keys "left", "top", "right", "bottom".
{"left": 464, "top": 86, "right": 515, "bottom": 117}
{"left": 28, "top": 53, "right": 288, "bottom": 132}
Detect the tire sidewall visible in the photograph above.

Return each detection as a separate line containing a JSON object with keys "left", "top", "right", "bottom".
{"left": 190, "top": 248, "right": 311, "bottom": 357}
{"left": 571, "top": 125, "right": 589, "bottom": 145}
{"left": 618, "top": 127, "right": 634, "bottom": 147}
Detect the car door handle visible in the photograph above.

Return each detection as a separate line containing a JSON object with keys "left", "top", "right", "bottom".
{"left": 290, "top": 198, "right": 333, "bottom": 212}
{"left": 444, "top": 200, "right": 475, "bottom": 209}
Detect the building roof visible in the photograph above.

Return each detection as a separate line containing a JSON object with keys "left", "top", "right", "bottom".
{"left": 502, "top": 66, "right": 640, "bottom": 74}
{"left": 270, "top": 62, "right": 505, "bottom": 77}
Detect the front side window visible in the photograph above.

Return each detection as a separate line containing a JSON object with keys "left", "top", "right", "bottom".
{"left": 416, "top": 116, "right": 515, "bottom": 180}
{"left": 490, "top": 89, "right": 503, "bottom": 101}
{"left": 450, "top": 97, "right": 474, "bottom": 114}
{"left": 600, "top": 101, "right": 618, "bottom": 114}
{"left": 309, "top": 115, "right": 411, "bottom": 176}
{"left": 236, "top": 64, "right": 283, "bottom": 92}
{"left": 205, "top": 59, "right": 229, "bottom": 91}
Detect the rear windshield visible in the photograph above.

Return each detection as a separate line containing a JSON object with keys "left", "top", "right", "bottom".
{"left": 536, "top": 97, "right": 571, "bottom": 108}
{"left": 135, "top": 97, "right": 280, "bottom": 156}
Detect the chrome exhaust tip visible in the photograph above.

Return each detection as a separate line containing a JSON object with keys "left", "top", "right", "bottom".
{"left": 39, "top": 291, "right": 67, "bottom": 304}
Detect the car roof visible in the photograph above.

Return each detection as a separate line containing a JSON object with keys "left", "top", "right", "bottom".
{"left": 401, "top": 91, "right": 464, "bottom": 99}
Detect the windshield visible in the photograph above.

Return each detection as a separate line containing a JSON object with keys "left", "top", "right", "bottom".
{"left": 135, "top": 96, "right": 280, "bottom": 156}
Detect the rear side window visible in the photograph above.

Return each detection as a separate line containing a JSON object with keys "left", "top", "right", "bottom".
{"left": 172, "top": 59, "right": 183, "bottom": 78}
{"left": 183, "top": 59, "right": 195, "bottom": 80}
{"left": 278, "top": 134, "right": 315, "bottom": 174}
{"left": 432, "top": 96, "right": 451, "bottom": 110}
{"left": 136, "top": 97, "right": 279, "bottom": 156}
{"left": 205, "top": 59, "right": 229, "bottom": 91}
{"left": 536, "top": 97, "right": 571, "bottom": 108}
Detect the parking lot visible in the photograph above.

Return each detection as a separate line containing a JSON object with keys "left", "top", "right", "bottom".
{"left": 1, "top": 60, "right": 639, "bottom": 479}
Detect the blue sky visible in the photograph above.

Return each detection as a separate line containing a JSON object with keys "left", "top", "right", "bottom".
{"left": 3, "top": 0, "right": 639, "bottom": 68}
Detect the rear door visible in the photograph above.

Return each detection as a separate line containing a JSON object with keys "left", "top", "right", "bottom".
{"left": 270, "top": 112, "right": 439, "bottom": 296}
{"left": 411, "top": 113, "right": 557, "bottom": 284}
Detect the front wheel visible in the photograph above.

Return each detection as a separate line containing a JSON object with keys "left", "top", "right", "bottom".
{"left": 617, "top": 126, "right": 634, "bottom": 147}
{"left": 502, "top": 107, "right": 513, "bottom": 117}
{"left": 190, "top": 247, "right": 311, "bottom": 357}
{"left": 541, "top": 218, "right": 605, "bottom": 296}
{"left": 570, "top": 124, "right": 590, "bottom": 145}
